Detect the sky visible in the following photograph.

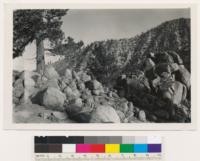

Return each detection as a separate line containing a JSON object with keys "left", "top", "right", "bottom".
{"left": 14, "top": 9, "right": 190, "bottom": 71}
{"left": 62, "top": 9, "right": 190, "bottom": 44}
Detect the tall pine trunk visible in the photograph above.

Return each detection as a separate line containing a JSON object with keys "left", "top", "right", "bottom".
{"left": 36, "top": 39, "right": 45, "bottom": 74}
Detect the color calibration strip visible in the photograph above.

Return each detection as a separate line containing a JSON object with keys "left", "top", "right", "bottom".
{"left": 35, "top": 136, "right": 162, "bottom": 154}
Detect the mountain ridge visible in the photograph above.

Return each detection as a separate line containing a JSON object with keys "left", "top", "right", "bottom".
{"left": 53, "top": 18, "right": 190, "bottom": 85}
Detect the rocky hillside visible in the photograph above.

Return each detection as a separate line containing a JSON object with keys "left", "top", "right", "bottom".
{"left": 13, "top": 67, "right": 147, "bottom": 123}
{"left": 13, "top": 18, "right": 191, "bottom": 124}
{"left": 130, "top": 18, "right": 190, "bottom": 71}
{"left": 13, "top": 53, "right": 191, "bottom": 123}
{"left": 73, "top": 18, "right": 190, "bottom": 85}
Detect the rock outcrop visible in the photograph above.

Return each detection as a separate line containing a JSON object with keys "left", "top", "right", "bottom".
{"left": 115, "top": 50, "right": 190, "bottom": 123}
{"left": 43, "top": 87, "right": 66, "bottom": 111}
{"left": 90, "top": 105, "right": 121, "bottom": 123}
{"left": 44, "top": 66, "right": 60, "bottom": 79}
{"left": 13, "top": 66, "right": 151, "bottom": 123}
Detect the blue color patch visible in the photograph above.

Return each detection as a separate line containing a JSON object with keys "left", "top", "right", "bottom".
{"left": 133, "top": 144, "right": 148, "bottom": 153}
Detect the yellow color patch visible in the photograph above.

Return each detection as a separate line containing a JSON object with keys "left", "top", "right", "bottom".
{"left": 105, "top": 144, "right": 120, "bottom": 153}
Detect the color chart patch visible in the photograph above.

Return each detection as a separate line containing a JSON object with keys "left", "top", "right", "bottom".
{"left": 34, "top": 136, "right": 162, "bottom": 161}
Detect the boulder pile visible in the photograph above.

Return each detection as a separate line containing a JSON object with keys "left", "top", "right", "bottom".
{"left": 115, "top": 51, "right": 191, "bottom": 122}
{"left": 13, "top": 66, "right": 146, "bottom": 123}
{"left": 13, "top": 50, "right": 190, "bottom": 123}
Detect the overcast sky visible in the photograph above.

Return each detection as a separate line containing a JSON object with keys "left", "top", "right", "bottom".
{"left": 62, "top": 9, "right": 190, "bottom": 44}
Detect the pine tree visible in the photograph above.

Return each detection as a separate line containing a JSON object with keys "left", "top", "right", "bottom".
{"left": 88, "top": 44, "right": 119, "bottom": 84}
{"left": 13, "top": 9, "right": 68, "bottom": 73}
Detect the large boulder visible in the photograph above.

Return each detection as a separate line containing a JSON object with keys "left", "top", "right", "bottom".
{"left": 60, "top": 77, "right": 71, "bottom": 87}
{"left": 73, "top": 89, "right": 81, "bottom": 98}
{"left": 116, "top": 110, "right": 126, "bottom": 122}
{"left": 64, "top": 87, "right": 80, "bottom": 102}
{"left": 81, "top": 89, "right": 92, "bottom": 99}
{"left": 85, "top": 79, "right": 103, "bottom": 90}
{"left": 23, "top": 71, "right": 41, "bottom": 86}
{"left": 64, "top": 69, "right": 72, "bottom": 79}
{"left": 71, "top": 98, "right": 83, "bottom": 107}
{"left": 116, "top": 101, "right": 129, "bottom": 114}
{"left": 158, "top": 81, "right": 187, "bottom": 105}
{"left": 83, "top": 96, "right": 94, "bottom": 108}
{"left": 155, "top": 63, "right": 171, "bottom": 77}
{"left": 92, "top": 89, "right": 101, "bottom": 96}
{"left": 154, "top": 52, "right": 174, "bottom": 64}
{"left": 151, "top": 77, "right": 161, "bottom": 92}
{"left": 63, "top": 86, "right": 75, "bottom": 101}
{"left": 24, "top": 87, "right": 39, "bottom": 103}
{"left": 58, "top": 78, "right": 68, "bottom": 91}
{"left": 138, "top": 110, "right": 146, "bottom": 122}
{"left": 13, "top": 103, "right": 74, "bottom": 123}
{"left": 44, "top": 66, "right": 59, "bottom": 79}
{"left": 24, "top": 76, "right": 35, "bottom": 88}
{"left": 169, "top": 63, "right": 179, "bottom": 72}
{"left": 43, "top": 87, "right": 66, "bottom": 111}
{"left": 77, "top": 82, "right": 85, "bottom": 91}
{"left": 13, "top": 78, "right": 24, "bottom": 98}
{"left": 32, "top": 78, "right": 60, "bottom": 101}
{"left": 92, "top": 80, "right": 102, "bottom": 90}
{"left": 176, "top": 66, "right": 190, "bottom": 89}
{"left": 52, "top": 111, "right": 68, "bottom": 121}
{"left": 46, "top": 78, "right": 60, "bottom": 89}
{"left": 143, "top": 58, "right": 155, "bottom": 71}
{"left": 90, "top": 105, "right": 120, "bottom": 123}
{"left": 127, "top": 102, "right": 134, "bottom": 112}
{"left": 78, "top": 72, "right": 91, "bottom": 82}
{"left": 92, "top": 88, "right": 104, "bottom": 96}
{"left": 65, "top": 104, "right": 91, "bottom": 123}
{"left": 72, "top": 70, "right": 80, "bottom": 80}
{"left": 168, "top": 51, "right": 183, "bottom": 65}
{"left": 63, "top": 86, "right": 73, "bottom": 96}
{"left": 68, "top": 80, "right": 77, "bottom": 90}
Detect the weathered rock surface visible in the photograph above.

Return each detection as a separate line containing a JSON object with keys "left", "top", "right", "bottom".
{"left": 13, "top": 103, "right": 74, "bottom": 123}
{"left": 46, "top": 78, "right": 60, "bottom": 89}
{"left": 90, "top": 105, "right": 120, "bottom": 123}
{"left": 65, "top": 104, "right": 91, "bottom": 123}
{"left": 43, "top": 87, "right": 66, "bottom": 111}
{"left": 138, "top": 110, "right": 146, "bottom": 122}
{"left": 144, "top": 58, "right": 155, "bottom": 71}
{"left": 85, "top": 79, "right": 103, "bottom": 91}
{"left": 64, "top": 69, "right": 72, "bottom": 79}
{"left": 78, "top": 72, "right": 91, "bottom": 82}
{"left": 44, "top": 66, "right": 59, "bottom": 79}
{"left": 168, "top": 51, "right": 183, "bottom": 65}
{"left": 176, "top": 66, "right": 190, "bottom": 89}
{"left": 158, "top": 81, "right": 187, "bottom": 105}
{"left": 114, "top": 50, "right": 190, "bottom": 123}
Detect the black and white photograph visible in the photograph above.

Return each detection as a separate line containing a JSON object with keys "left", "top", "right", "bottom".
{"left": 11, "top": 8, "right": 192, "bottom": 125}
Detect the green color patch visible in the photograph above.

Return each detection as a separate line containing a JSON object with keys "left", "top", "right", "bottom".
{"left": 120, "top": 144, "right": 133, "bottom": 153}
